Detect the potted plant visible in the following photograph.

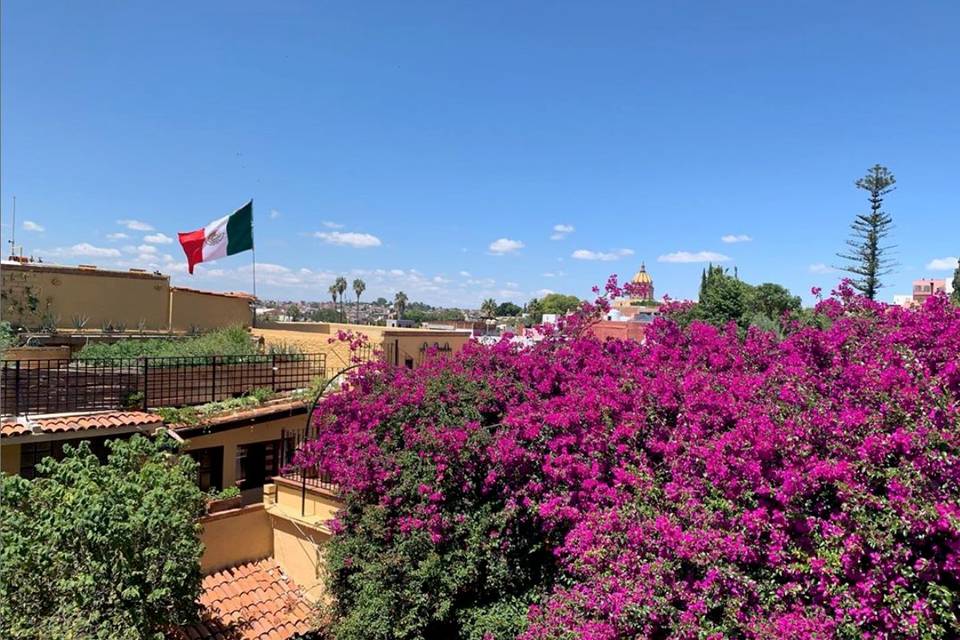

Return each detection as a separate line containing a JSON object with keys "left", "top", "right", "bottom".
{"left": 205, "top": 485, "right": 242, "bottom": 514}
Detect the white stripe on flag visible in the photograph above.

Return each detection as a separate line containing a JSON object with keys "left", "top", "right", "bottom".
{"left": 202, "top": 214, "right": 230, "bottom": 262}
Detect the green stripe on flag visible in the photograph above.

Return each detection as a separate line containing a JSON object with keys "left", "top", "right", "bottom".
{"left": 226, "top": 201, "right": 254, "bottom": 255}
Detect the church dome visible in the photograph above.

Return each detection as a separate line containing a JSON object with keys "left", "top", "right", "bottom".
{"left": 632, "top": 263, "right": 653, "bottom": 285}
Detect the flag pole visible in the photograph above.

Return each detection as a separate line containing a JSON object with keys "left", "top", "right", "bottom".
{"left": 250, "top": 199, "right": 257, "bottom": 327}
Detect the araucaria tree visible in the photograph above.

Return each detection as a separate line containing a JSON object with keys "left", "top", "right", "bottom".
{"left": 837, "top": 164, "right": 897, "bottom": 299}
{"left": 0, "top": 434, "right": 205, "bottom": 639}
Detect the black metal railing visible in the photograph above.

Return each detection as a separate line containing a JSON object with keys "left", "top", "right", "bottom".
{"left": 279, "top": 422, "right": 339, "bottom": 514}
{"left": 1, "top": 353, "right": 327, "bottom": 416}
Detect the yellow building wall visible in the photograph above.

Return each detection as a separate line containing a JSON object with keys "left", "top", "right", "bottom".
{"left": 170, "top": 288, "right": 251, "bottom": 332}
{"left": 270, "top": 514, "right": 329, "bottom": 600}
{"left": 266, "top": 480, "right": 339, "bottom": 601}
{"left": 199, "top": 504, "right": 274, "bottom": 574}
{"left": 182, "top": 413, "right": 304, "bottom": 489}
{"left": 1, "top": 442, "right": 20, "bottom": 475}
{"left": 253, "top": 321, "right": 471, "bottom": 373}
{"left": 1, "top": 264, "right": 169, "bottom": 330}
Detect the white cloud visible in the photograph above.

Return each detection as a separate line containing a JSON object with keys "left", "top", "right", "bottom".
{"left": 658, "top": 251, "right": 730, "bottom": 263}
{"left": 433, "top": 276, "right": 451, "bottom": 284}
{"left": 390, "top": 269, "right": 405, "bottom": 276}
{"left": 255, "top": 263, "right": 291, "bottom": 274}
{"left": 808, "top": 263, "right": 836, "bottom": 274}
{"left": 926, "top": 256, "right": 959, "bottom": 271}
{"left": 488, "top": 238, "right": 525, "bottom": 254}
{"left": 322, "top": 221, "right": 344, "bottom": 229}
{"left": 270, "top": 209, "right": 281, "bottom": 219}
{"left": 534, "top": 288, "right": 555, "bottom": 298}
{"left": 22, "top": 220, "right": 44, "bottom": 232}
{"left": 314, "top": 231, "right": 382, "bottom": 248}
{"left": 106, "top": 232, "right": 128, "bottom": 241}
{"left": 721, "top": 234, "right": 752, "bottom": 244}
{"left": 117, "top": 219, "right": 154, "bottom": 231}
{"left": 459, "top": 270, "right": 471, "bottom": 277}
{"left": 550, "top": 223, "right": 574, "bottom": 240}
{"left": 46, "top": 243, "right": 122, "bottom": 258}
{"left": 137, "top": 244, "right": 158, "bottom": 254}
{"left": 143, "top": 233, "right": 173, "bottom": 244}
{"left": 571, "top": 248, "right": 634, "bottom": 261}
{"left": 506, "top": 281, "right": 519, "bottom": 288}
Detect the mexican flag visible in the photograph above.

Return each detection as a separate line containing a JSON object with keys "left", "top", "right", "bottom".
{"left": 178, "top": 201, "right": 253, "bottom": 274}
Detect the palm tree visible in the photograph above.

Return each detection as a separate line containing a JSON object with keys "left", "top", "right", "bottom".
{"left": 352, "top": 278, "right": 366, "bottom": 324}
{"left": 328, "top": 283, "right": 338, "bottom": 319}
{"left": 394, "top": 291, "right": 408, "bottom": 322}
{"left": 335, "top": 276, "right": 348, "bottom": 322}
{"left": 481, "top": 298, "right": 498, "bottom": 319}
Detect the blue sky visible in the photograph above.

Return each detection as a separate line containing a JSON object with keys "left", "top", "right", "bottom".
{"left": 2, "top": 1, "right": 958, "bottom": 307}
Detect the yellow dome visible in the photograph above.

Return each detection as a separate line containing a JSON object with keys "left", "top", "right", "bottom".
{"left": 631, "top": 263, "right": 652, "bottom": 285}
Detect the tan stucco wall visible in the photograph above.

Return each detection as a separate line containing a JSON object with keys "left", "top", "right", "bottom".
{"left": 253, "top": 321, "right": 471, "bottom": 372}
{"left": 270, "top": 513, "right": 329, "bottom": 600}
{"left": 1, "top": 442, "right": 20, "bottom": 475}
{"left": 267, "top": 480, "right": 339, "bottom": 601}
{"left": 199, "top": 504, "right": 273, "bottom": 574}
{"left": 170, "top": 288, "right": 251, "bottom": 332}
{"left": 182, "top": 413, "right": 304, "bottom": 489}
{"left": 2, "top": 264, "right": 169, "bottom": 330}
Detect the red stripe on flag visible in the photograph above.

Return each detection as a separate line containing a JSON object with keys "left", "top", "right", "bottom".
{"left": 178, "top": 228, "right": 205, "bottom": 274}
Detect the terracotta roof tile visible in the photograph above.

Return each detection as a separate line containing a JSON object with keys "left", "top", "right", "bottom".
{"left": 1, "top": 411, "right": 163, "bottom": 439}
{"left": 172, "top": 558, "right": 314, "bottom": 640}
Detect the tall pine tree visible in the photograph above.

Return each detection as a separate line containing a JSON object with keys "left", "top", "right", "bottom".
{"left": 837, "top": 164, "right": 897, "bottom": 300}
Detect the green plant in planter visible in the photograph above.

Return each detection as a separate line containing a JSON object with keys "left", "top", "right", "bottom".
{"left": 207, "top": 485, "right": 241, "bottom": 501}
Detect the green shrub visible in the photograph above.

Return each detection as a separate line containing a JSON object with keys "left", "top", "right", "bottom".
{"left": 0, "top": 434, "right": 204, "bottom": 638}
{"left": 77, "top": 325, "right": 259, "bottom": 361}
{"left": 207, "top": 485, "right": 241, "bottom": 501}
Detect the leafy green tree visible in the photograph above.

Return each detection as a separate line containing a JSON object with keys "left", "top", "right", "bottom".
{"left": 353, "top": 278, "right": 366, "bottom": 323}
{"left": 690, "top": 267, "right": 804, "bottom": 335}
{"left": 480, "top": 298, "right": 498, "bottom": 319}
{"left": 373, "top": 297, "right": 389, "bottom": 307}
{"left": 747, "top": 282, "right": 801, "bottom": 319}
{"left": 525, "top": 298, "right": 544, "bottom": 325}
{"left": 837, "top": 164, "right": 897, "bottom": 300}
{"left": 952, "top": 259, "right": 960, "bottom": 305}
{"left": 495, "top": 302, "right": 522, "bottom": 317}
{"left": 696, "top": 265, "right": 753, "bottom": 329}
{"left": 0, "top": 434, "right": 205, "bottom": 639}
{"left": 285, "top": 303, "right": 303, "bottom": 322}
{"left": 539, "top": 293, "right": 581, "bottom": 315}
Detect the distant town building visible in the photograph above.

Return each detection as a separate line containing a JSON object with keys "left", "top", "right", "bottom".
{"left": 609, "top": 262, "right": 659, "bottom": 323}
{"left": 593, "top": 262, "right": 661, "bottom": 343}
{"left": 894, "top": 278, "right": 954, "bottom": 308}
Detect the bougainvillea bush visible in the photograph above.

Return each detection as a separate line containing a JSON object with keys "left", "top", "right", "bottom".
{"left": 295, "top": 282, "right": 960, "bottom": 639}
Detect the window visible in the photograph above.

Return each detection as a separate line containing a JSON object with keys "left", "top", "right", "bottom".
{"left": 188, "top": 447, "right": 224, "bottom": 492}
{"left": 20, "top": 441, "right": 64, "bottom": 480}
{"left": 236, "top": 440, "right": 282, "bottom": 490}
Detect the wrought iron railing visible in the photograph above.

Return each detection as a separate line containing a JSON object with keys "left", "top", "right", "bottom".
{"left": 0, "top": 353, "right": 327, "bottom": 416}
{"left": 279, "top": 422, "right": 340, "bottom": 514}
